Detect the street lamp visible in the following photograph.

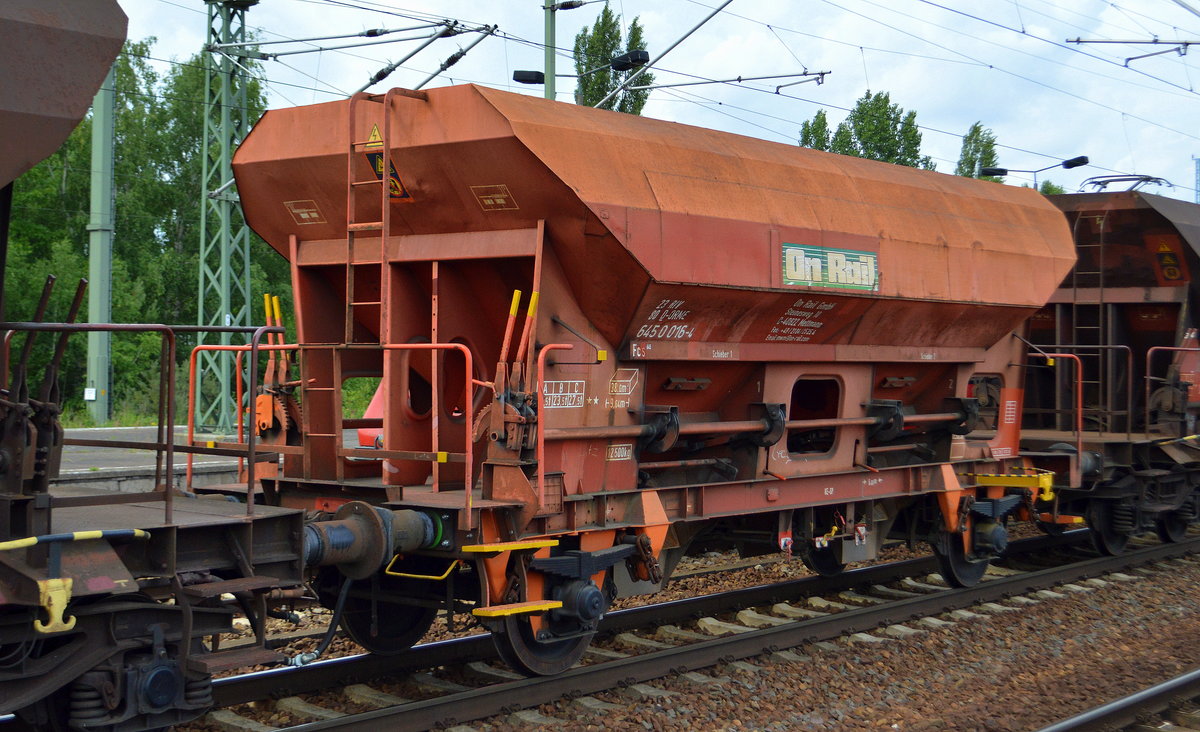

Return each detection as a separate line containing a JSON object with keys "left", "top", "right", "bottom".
{"left": 514, "top": 49, "right": 648, "bottom": 90}
{"left": 981, "top": 155, "right": 1089, "bottom": 190}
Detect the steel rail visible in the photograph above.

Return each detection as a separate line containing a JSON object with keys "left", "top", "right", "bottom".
{"left": 1034, "top": 666, "right": 1200, "bottom": 732}
{"left": 0, "top": 533, "right": 1090, "bottom": 729}
{"left": 250, "top": 535, "right": 1196, "bottom": 732}
{"left": 212, "top": 533, "right": 1083, "bottom": 706}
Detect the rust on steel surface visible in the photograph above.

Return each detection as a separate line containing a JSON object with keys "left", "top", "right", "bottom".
{"left": 0, "top": 0, "right": 127, "bottom": 187}
{"left": 235, "top": 83, "right": 1075, "bottom": 354}
{"left": 1050, "top": 190, "right": 1200, "bottom": 260}
{"left": 229, "top": 83, "right": 1078, "bottom": 499}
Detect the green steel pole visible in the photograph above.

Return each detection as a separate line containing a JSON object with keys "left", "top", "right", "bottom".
{"left": 544, "top": 3, "right": 555, "bottom": 100}
{"left": 86, "top": 65, "right": 116, "bottom": 424}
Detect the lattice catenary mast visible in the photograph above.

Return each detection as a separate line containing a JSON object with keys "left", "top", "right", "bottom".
{"left": 196, "top": 0, "right": 257, "bottom": 432}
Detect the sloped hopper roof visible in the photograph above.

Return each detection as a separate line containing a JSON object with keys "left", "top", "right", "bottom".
{"left": 236, "top": 84, "right": 1077, "bottom": 312}
{"left": 1137, "top": 192, "right": 1200, "bottom": 255}
{"left": 1050, "top": 190, "right": 1200, "bottom": 256}
{"left": 0, "top": 0, "right": 127, "bottom": 187}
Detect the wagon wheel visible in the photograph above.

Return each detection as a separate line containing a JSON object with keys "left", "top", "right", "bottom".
{"left": 1155, "top": 511, "right": 1189, "bottom": 543}
{"left": 317, "top": 570, "right": 437, "bottom": 655}
{"left": 1087, "top": 500, "right": 1130, "bottom": 555}
{"left": 931, "top": 531, "right": 989, "bottom": 588}
{"left": 488, "top": 558, "right": 597, "bottom": 676}
{"left": 340, "top": 592, "right": 437, "bottom": 655}
{"left": 798, "top": 544, "right": 845, "bottom": 577}
{"left": 491, "top": 613, "right": 594, "bottom": 676}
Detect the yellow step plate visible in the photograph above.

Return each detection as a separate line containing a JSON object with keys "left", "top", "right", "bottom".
{"left": 966, "top": 471, "right": 1054, "bottom": 490}
{"left": 1038, "top": 512, "right": 1086, "bottom": 525}
{"left": 461, "top": 539, "right": 559, "bottom": 553}
{"left": 472, "top": 600, "right": 563, "bottom": 618}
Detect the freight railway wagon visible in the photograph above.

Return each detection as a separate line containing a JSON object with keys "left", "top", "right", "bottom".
{"left": 229, "top": 83, "right": 1079, "bottom": 675}
{"left": 1017, "top": 189, "right": 1200, "bottom": 553}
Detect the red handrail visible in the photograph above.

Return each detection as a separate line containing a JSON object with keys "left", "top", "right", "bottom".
{"left": 188, "top": 340, "right": 478, "bottom": 525}
{"left": 1037, "top": 353, "right": 1083, "bottom": 486}
{"left": 380, "top": 342, "right": 476, "bottom": 527}
{"left": 185, "top": 342, "right": 297, "bottom": 491}
{"left": 536, "top": 343, "right": 575, "bottom": 510}
{"left": 1, "top": 321, "right": 178, "bottom": 521}
{"left": 1031, "top": 343, "right": 1133, "bottom": 439}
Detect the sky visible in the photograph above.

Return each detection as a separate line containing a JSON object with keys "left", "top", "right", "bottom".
{"left": 118, "top": 0, "right": 1200, "bottom": 200}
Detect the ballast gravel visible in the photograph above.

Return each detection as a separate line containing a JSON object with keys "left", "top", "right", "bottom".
{"left": 181, "top": 528, "right": 1175, "bottom": 732}
{"left": 479, "top": 556, "right": 1200, "bottom": 732}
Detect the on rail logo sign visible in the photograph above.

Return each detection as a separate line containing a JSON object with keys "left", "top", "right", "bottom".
{"left": 782, "top": 243, "right": 879, "bottom": 291}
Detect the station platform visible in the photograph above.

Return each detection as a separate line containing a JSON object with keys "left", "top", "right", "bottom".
{"left": 59, "top": 425, "right": 239, "bottom": 493}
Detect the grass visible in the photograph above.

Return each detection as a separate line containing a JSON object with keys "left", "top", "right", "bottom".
{"left": 60, "top": 404, "right": 165, "bottom": 428}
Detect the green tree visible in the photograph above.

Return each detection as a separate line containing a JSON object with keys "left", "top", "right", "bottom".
{"left": 1038, "top": 180, "right": 1066, "bottom": 195}
{"left": 799, "top": 109, "right": 831, "bottom": 150}
{"left": 955, "top": 122, "right": 1000, "bottom": 181}
{"left": 5, "top": 38, "right": 287, "bottom": 423}
{"left": 573, "top": 4, "right": 653, "bottom": 113}
{"left": 799, "top": 91, "right": 935, "bottom": 170}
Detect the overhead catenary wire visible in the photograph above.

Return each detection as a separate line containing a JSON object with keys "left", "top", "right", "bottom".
{"left": 107, "top": 0, "right": 1200, "bottom": 199}
{"left": 126, "top": 17, "right": 1195, "bottom": 195}
{"left": 627, "top": 71, "right": 829, "bottom": 92}
{"left": 210, "top": 23, "right": 443, "bottom": 50}
{"left": 152, "top": 0, "right": 417, "bottom": 68}
{"left": 644, "top": 62, "right": 1180, "bottom": 163}
{"left": 833, "top": 0, "right": 1200, "bottom": 101}
{"left": 801, "top": 0, "right": 1200, "bottom": 143}
{"left": 912, "top": 0, "right": 1200, "bottom": 95}
{"left": 677, "top": 0, "right": 1200, "bottom": 107}
{"left": 167, "top": 4, "right": 496, "bottom": 96}
{"left": 411, "top": 25, "right": 497, "bottom": 90}
{"left": 642, "top": 64, "right": 1177, "bottom": 191}
{"left": 172, "top": 0, "right": 1200, "bottom": 109}
{"left": 652, "top": 0, "right": 1200, "bottom": 191}
{"left": 87, "top": 60, "right": 1183, "bottom": 197}
{"left": 249, "top": 31, "right": 456, "bottom": 60}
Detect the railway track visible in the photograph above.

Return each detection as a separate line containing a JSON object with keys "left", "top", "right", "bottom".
{"left": 226, "top": 549, "right": 803, "bottom": 655}
{"left": 178, "top": 531, "right": 1180, "bottom": 731}
{"left": 9, "top": 531, "right": 1185, "bottom": 732}
{"left": 1035, "top": 666, "right": 1200, "bottom": 731}
{"left": 208, "top": 534, "right": 1074, "bottom": 705}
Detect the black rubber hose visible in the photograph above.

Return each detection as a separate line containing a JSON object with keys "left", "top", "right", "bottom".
{"left": 287, "top": 577, "right": 352, "bottom": 666}
{"left": 319, "top": 578, "right": 353, "bottom": 657}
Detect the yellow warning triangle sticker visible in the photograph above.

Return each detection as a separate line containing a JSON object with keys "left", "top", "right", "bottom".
{"left": 364, "top": 124, "right": 383, "bottom": 149}
{"left": 1159, "top": 242, "right": 1174, "bottom": 252}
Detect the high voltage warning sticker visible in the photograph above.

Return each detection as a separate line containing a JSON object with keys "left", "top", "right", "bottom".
{"left": 363, "top": 124, "right": 411, "bottom": 200}
{"left": 1153, "top": 238, "right": 1186, "bottom": 282}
